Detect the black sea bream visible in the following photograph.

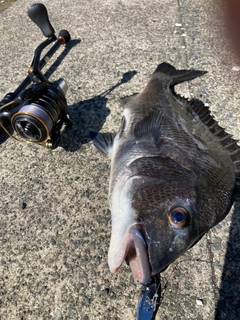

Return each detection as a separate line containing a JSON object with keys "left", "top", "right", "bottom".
{"left": 93, "top": 62, "right": 240, "bottom": 285}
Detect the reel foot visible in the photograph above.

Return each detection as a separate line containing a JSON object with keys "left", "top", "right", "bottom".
{"left": 65, "top": 116, "right": 72, "bottom": 128}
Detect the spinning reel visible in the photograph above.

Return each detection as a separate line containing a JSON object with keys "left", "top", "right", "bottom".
{"left": 0, "top": 3, "right": 72, "bottom": 149}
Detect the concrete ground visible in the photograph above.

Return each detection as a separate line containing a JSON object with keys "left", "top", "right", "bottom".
{"left": 0, "top": 0, "right": 240, "bottom": 319}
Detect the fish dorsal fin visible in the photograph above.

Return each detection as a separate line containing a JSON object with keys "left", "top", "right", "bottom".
{"left": 187, "top": 98, "right": 240, "bottom": 187}
{"left": 134, "top": 108, "right": 162, "bottom": 146}
{"left": 91, "top": 132, "right": 116, "bottom": 157}
{"left": 153, "top": 62, "right": 207, "bottom": 86}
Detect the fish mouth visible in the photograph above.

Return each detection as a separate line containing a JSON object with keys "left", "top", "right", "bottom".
{"left": 108, "top": 224, "right": 151, "bottom": 285}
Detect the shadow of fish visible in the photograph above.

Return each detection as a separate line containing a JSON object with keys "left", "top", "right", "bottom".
{"left": 92, "top": 62, "right": 240, "bottom": 286}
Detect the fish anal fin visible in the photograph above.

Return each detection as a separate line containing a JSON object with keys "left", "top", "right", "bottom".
{"left": 134, "top": 108, "right": 162, "bottom": 146}
{"left": 92, "top": 132, "right": 116, "bottom": 157}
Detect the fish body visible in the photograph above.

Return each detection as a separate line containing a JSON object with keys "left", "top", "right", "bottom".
{"left": 93, "top": 63, "right": 240, "bottom": 285}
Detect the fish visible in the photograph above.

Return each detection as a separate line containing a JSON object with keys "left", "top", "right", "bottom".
{"left": 92, "top": 62, "right": 240, "bottom": 286}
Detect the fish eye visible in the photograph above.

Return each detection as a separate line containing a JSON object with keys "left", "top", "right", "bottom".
{"left": 169, "top": 207, "right": 189, "bottom": 229}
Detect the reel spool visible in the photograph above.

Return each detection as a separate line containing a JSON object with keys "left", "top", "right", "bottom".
{"left": 11, "top": 79, "right": 69, "bottom": 147}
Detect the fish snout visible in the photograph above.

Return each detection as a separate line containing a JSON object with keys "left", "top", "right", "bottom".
{"left": 108, "top": 224, "right": 151, "bottom": 285}
{"left": 127, "top": 225, "right": 152, "bottom": 285}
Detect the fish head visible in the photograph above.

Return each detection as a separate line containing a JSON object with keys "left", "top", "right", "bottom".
{"left": 108, "top": 156, "right": 234, "bottom": 285}
{"left": 108, "top": 173, "right": 200, "bottom": 285}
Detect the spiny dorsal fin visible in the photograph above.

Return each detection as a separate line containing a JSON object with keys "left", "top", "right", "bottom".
{"left": 153, "top": 62, "right": 207, "bottom": 86}
{"left": 134, "top": 108, "right": 162, "bottom": 147}
{"left": 186, "top": 98, "right": 240, "bottom": 187}
{"left": 91, "top": 132, "right": 116, "bottom": 157}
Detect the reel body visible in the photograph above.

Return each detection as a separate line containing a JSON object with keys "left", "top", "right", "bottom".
{"left": 0, "top": 4, "right": 72, "bottom": 149}
{"left": 11, "top": 79, "right": 69, "bottom": 148}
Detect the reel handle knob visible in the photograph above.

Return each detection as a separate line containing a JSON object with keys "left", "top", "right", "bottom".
{"left": 28, "top": 3, "right": 55, "bottom": 38}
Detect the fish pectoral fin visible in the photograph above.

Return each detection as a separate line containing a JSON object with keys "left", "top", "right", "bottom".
{"left": 134, "top": 108, "right": 162, "bottom": 147}
{"left": 91, "top": 132, "right": 116, "bottom": 157}
{"left": 154, "top": 62, "right": 207, "bottom": 86}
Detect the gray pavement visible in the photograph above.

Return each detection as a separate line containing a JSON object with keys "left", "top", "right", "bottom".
{"left": 0, "top": 0, "right": 240, "bottom": 319}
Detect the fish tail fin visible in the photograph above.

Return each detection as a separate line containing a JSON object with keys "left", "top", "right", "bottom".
{"left": 153, "top": 62, "right": 207, "bottom": 86}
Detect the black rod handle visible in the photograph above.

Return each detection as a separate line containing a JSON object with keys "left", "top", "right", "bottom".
{"left": 28, "top": 3, "right": 55, "bottom": 38}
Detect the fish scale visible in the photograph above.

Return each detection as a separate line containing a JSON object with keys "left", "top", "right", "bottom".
{"left": 92, "top": 62, "right": 240, "bottom": 287}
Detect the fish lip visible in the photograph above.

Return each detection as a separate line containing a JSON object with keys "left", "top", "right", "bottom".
{"left": 108, "top": 224, "right": 151, "bottom": 285}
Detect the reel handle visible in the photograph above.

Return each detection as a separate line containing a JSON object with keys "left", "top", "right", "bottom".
{"left": 0, "top": 30, "right": 71, "bottom": 108}
{"left": 28, "top": 3, "right": 55, "bottom": 38}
